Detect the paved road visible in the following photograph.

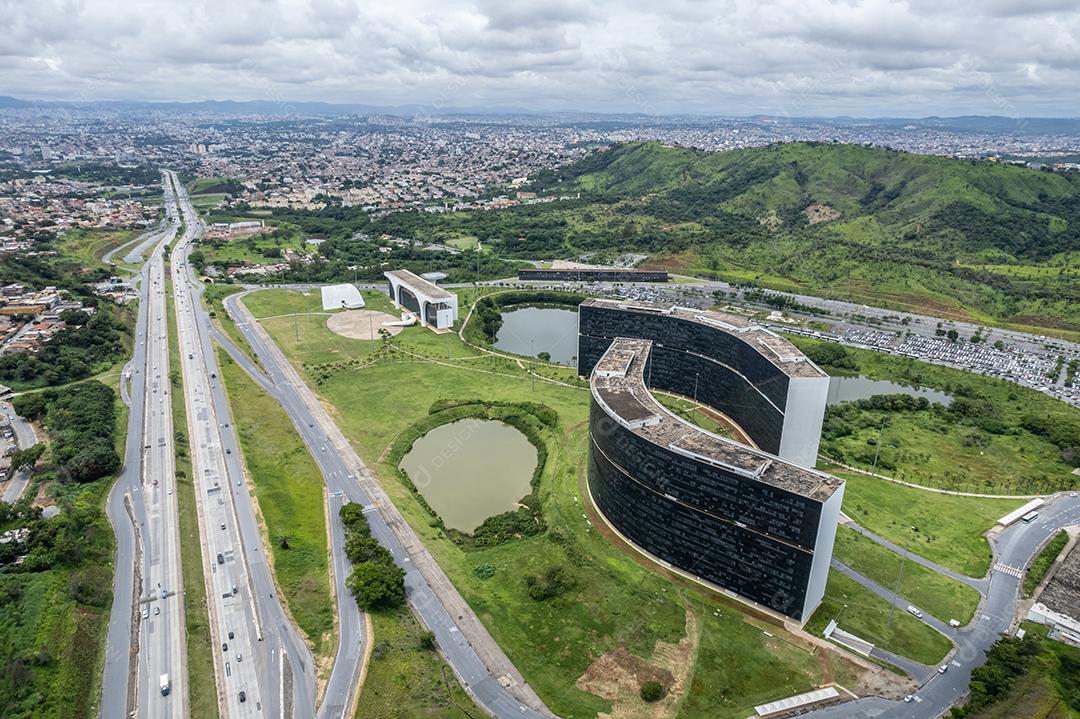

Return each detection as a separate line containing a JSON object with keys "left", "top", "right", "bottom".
{"left": 169, "top": 171, "right": 316, "bottom": 719}
{"left": 841, "top": 519, "right": 990, "bottom": 593}
{"left": 102, "top": 171, "right": 188, "bottom": 719}
{"left": 222, "top": 290, "right": 556, "bottom": 719}
{"left": 101, "top": 219, "right": 170, "bottom": 268}
{"left": 1, "top": 400, "right": 38, "bottom": 504}
{"left": 804, "top": 492, "right": 1080, "bottom": 718}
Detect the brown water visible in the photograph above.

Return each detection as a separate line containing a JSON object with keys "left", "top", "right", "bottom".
{"left": 398, "top": 418, "right": 538, "bottom": 533}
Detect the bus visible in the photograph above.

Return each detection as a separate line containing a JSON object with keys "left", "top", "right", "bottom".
{"left": 1021, "top": 511, "right": 1039, "bottom": 523}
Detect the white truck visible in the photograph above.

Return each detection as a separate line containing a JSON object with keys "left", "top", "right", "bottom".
{"left": 160, "top": 673, "right": 170, "bottom": 696}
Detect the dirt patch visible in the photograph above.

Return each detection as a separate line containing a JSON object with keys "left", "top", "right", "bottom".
{"left": 326, "top": 310, "right": 404, "bottom": 340}
{"left": 576, "top": 609, "right": 700, "bottom": 719}
{"left": 805, "top": 204, "right": 841, "bottom": 224}
{"left": 758, "top": 212, "right": 784, "bottom": 230}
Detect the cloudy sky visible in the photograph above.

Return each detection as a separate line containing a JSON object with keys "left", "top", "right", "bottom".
{"left": 2, "top": 0, "right": 1079, "bottom": 116}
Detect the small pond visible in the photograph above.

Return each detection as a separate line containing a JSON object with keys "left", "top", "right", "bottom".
{"left": 398, "top": 418, "right": 538, "bottom": 533}
{"left": 494, "top": 306, "right": 578, "bottom": 366}
{"left": 826, "top": 375, "right": 953, "bottom": 406}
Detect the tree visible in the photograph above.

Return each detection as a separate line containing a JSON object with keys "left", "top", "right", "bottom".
{"left": 10, "top": 444, "right": 44, "bottom": 472}
{"left": 12, "top": 393, "right": 46, "bottom": 421}
{"left": 537, "top": 351, "right": 551, "bottom": 362}
{"left": 418, "top": 631, "right": 436, "bottom": 650}
{"left": 347, "top": 560, "right": 406, "bottom": 610}
{"left": 67, "top": 444, "right": 120, "bottom": 483}
{"left": 947, "top": 329, "right": 960, "bottom": 342}
{"left": 640, "top": 681, "right": 664, "bottom": 702}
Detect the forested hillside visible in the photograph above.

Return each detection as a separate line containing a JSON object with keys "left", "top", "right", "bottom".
{"left": 373, "top": 142, "right": 1080, "bottom": 333}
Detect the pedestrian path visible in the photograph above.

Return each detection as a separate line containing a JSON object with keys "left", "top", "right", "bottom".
{"left": 993, "top": 563, "right": 1024, "bottom": 579}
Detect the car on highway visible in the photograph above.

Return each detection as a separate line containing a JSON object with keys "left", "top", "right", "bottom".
{"left": 222, "top": 642, "right": 228, "bottom": 652}
{"left": 228, "top": 630, "right": 234, "bottom": 639}
{"left": 238, "top": 691, "right": 246, "bottom": 703}
{"left": 903, "top": 695, "right": 914, "bottom": 703}
{"left": 906, "top": 605, "right": 923, "bottom": 618}
{"left": 142, "top": 607, "right": 149, "bottom": 619}
{"left": 236, "top": 653, "right": 242, "bottom": 663}
{"left": 154, "top": 606, "right": 160, "bottom": 616}
{"left": 938, "top": 665, "right": 949, "bottom": 674}
{"left": 217, "top": 552, "right": 224, "bottom": 564}
{"left": 161, "top": 589, "right": 167, "bottom": 599}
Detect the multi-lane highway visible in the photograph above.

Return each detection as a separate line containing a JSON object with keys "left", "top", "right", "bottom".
{"left": 102, "top": 172, "right": 187, "bottom": 719}
{"left": 169, "top": 171, "right": 317, "bottom": 718}
{"left": 220, "top": 290, "right": 554, "bottom": 719}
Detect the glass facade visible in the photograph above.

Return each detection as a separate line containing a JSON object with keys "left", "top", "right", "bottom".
{"left": 580, "top": 302, "right": 837, "bottom": 622}
{"left": 579, "top": 304, "right": 790, "bottom": 454}
{"left": 590, "top": 403, "right": 821, "bottom": 620}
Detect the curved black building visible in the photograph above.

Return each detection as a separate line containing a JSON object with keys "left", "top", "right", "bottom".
{"left": 581, "top": 300, "right": 843, "bottom": 622}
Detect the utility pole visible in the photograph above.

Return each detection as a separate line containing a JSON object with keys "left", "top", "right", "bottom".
{"left": 872, "top": 416, "right": 886, "bottom": 472}
{"left": 887, "top": 553, "right": 907, "bottom": 626}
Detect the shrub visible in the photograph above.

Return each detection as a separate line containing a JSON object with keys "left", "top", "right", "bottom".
{"left": 524, "top": 564, "right": 575, "bottom": 601}
{"left": 640, "top": 681, "right": 664, "bottom": 702}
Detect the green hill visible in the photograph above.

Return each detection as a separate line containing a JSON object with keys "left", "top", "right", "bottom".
{"left": 372, "top": 142, "right": 1080, "bottom": 334}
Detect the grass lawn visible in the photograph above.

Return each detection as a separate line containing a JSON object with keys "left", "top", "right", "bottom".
{"left": 805, "top": 570, "right": 953, "bottom": 666}
{"left": 246, "top": 287, "right": 869, "bottom": 719}
{"left": 200, "top": 285, "right": 255, "bottom": 365}
{"left": 835, "top": 469, "right": 1023, "bottom": 577}
{"left": 354, "top": 607, "right": 486, "bottom": 719}
{"left": 166, "top": 283, "right": 220, "bottom": 719}
{"left": 678, "top": 598, "right": 863, "bottom": 719}
{"left": 243, "top": 288, "right": 328, "bottom": 318}
{"left": 1023, "top": 531, "right": 1070, "bottom": 598}
{"left": 55, "top": 227, "right": 140, "bottom": 271}
{"left": 794, "top": 337, "right": 1080, "bottom": 496}
{"left": 215, "top": 348, "right": 335, "bottom": 659}
{"left": 832, "top": 525, "right": 981, "bottom": 624}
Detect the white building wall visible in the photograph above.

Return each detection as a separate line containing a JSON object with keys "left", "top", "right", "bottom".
{"left": 801, "top": 483, "right": 844, "bottom": 623}
{"left": 778, "top": 375, "right": 829, "bottom": 469}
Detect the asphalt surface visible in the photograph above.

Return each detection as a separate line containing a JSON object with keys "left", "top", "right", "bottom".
{"left": 221, "top": 290, "right": 555, "bottom": 719}
{"left": 169, "top": 171, "right": 317, "bottom": 719}
{"left": 804, "top": 492, "right": 1080, "bottom": 718}
{"left": 1, "top": 400, "right": 39, "bottom": 504}
{"left": 102, "top": 172, "right": 188, "bottom": 719}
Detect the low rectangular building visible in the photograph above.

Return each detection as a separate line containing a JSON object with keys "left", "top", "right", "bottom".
{"left": 518, "top": 268, "right": 668, "bottom": 283}
{"left": 384, "top": 269, "right": 458, "bottom": 330}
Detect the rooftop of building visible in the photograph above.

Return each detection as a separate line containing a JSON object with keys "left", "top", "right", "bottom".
{"left": 581, "top": 297, "right": 825, "bottom": 379}
{"left": 1040, "top": 541, "right": 1080, "bottom": 623}
{"left": 520, "top": 267, "right": 666, "bottom": 274}
{"left": 591, "top": 337, "right": 842, "bottom": 502}
{"left": 384, "top": 268, "right": 454, "bottom": 300}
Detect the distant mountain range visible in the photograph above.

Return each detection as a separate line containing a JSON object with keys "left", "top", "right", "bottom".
{"left": 2, "top": 95, "right": 1079, "bottom": 134}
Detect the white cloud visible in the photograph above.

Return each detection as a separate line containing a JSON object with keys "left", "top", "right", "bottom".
{"left": 0, "top": 0, "right": 1077, "bottom": 115}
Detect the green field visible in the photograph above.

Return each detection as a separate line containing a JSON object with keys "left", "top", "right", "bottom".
{"left": 805, "top": 570, "right": 953, "bottom": 665}
{"left": 244, "top": 287, "right": 880, "bottom": 718}
{"left": 166, "top": 283, "right": 221, "bottom": 719}
{"left": 836, "top": 469, "right": 1022, "bottom": 577}
{"left": 354, "top": 607, "right": 485, "bottom": 719}
{"left": 215, "top": 349, "right": 335, "bottom": 660}
{"left": 832, "top": 526, "right": 981, "bottom": 624}
{"left": 793, "top": 337, "right": 1080, "bottom": 497}
{"left": 54, "top": 228, "right": 140, "bottom": 272}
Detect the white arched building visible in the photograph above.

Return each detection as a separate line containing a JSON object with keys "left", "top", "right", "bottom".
{"left": 384, "top": 269, "right": 459, "bottom": 330}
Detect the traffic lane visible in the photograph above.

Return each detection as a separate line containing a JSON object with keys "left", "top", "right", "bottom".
{"left": 225, "top": 295, "right": 554, "bottom": 719}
